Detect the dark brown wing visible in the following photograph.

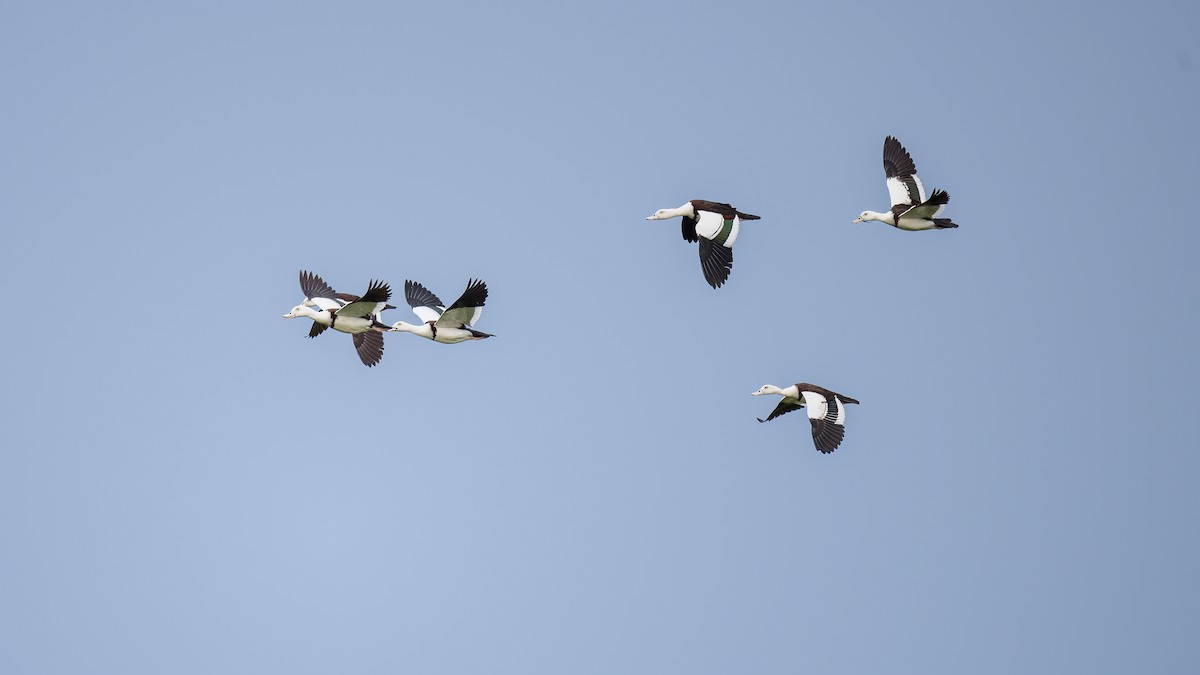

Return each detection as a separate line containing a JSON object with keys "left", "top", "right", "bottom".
{"left": 300, "top": 270, "right": 339, "bottom": 301}
{"left": 352, "top": 330, "right": 384, "bottom": 367}
{"left": 681, "top": 215, "right": 698, "bottom": 243}
{"left": 883, "top": 136, "right": 923, "bottom": 206}
{"left": 404, "top": 280, "right": 445, "bottom": 310}
{"left": 883, "top": 136, "right": 918, "bottom": 179}
{"left": 697, "top": 238, "right": 733, "bottom": 289}
{"left": 308, "top": 322, "right": 330, "bottom": 339}
{"left": 339, "top": 279, "right": 392, "bottom": 319}
{"left": 809, "top": 418, "right": 845, "bottom": 454}
{"left": 757, "top": 399, "right": 804, "bottom": 423}
{"left": 442, "top": 278, "right": 487, "bottom": 313}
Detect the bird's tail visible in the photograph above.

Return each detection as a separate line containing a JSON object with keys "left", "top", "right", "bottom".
{"left": 932, "top": 218, "right": 958, "bottom": 229}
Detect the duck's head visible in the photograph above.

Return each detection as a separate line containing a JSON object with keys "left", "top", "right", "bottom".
{"left": 646, "top": 208, "right": 674, "bottom": 221}
{"left": 752, "top": 384, "right": 784, "bottom": 397}
{"left": 283, "top": 305, "right": 306, "bottom": 319}
{"left": 852, "top": 211, "right": 879, "bottom": 224}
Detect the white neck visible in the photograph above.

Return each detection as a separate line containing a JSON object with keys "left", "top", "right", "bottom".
{"left": 390, "top": 321, "right": 434, "bottom": 338}
{"left": 669, "top": 203, "right": 695, "bottom": 218}
{"left": 649, "top": 203, "right": 696, "bottom": 220}
{"left": 864, "top": 210, "right": 894, "bottom": 225}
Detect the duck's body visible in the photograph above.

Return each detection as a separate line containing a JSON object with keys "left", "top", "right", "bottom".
{"left": 647, "top": 200, "right": 760, "bottom": 288}
{"left": 752, "top": 382, "right": 860, "bottom": 454}
{"left": 854, "top": 136, "right": 959, "bottom": 231}
{"left": 390, "top": 278, "right": 493, "bottom": 344}
{"left": 297, "top": 270, "right": 395, "bottom": 338}
{"left": 283, "top": 272, "right": 393, "bottom": 366}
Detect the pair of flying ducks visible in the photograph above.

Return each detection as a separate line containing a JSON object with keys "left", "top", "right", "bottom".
{"left": 283, "top": 271, "right": 492, "bottom": 367}
{"left": 648, "top": 136, "right": 959, "bottom": 288}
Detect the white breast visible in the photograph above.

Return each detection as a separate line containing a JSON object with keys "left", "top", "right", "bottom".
{"left": 693, "top": 211, "right": 741, "bottom": 247}
{"left": 693, "top": 210, "right": 723, "bottom": 239}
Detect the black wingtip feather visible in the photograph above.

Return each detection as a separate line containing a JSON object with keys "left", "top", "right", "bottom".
{"left": 359, "top": 279, "right": 392, "bottom": 305}
{"left": 447, "top": 278, "right": 488, "bottom": 311}
{"left": 809, "top": 419, "right": 846, "bottom": 454}
{"left": 352, "top": 330, "right": 385, "bottom": 367}
{"left": 681, "top": 217, "right": 699, "bottom": 243}
{"left": 883, "top": 135, "right": 918, "bottom": 178}
{"left": 299, "top": 270, "right": 339, "bottom": 301}
{"left": 697, "top": 239, "right": 733, "bottom": 289}
{"left": 307, "top": 321, "right": 329, "bottom": 339}
{"left": 404, "top": 280, "right": 444, "bottom": 310}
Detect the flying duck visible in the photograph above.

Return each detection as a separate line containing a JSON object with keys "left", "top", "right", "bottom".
{"left": 646, "top": 200, "right": 760, "bottom": 288}
{"left": 751, "top": 383, "right": 860, "bottom": 454}
{"left": 296, "top": 270, "right": 395, "bottom": 339}
{"left": 853, "top": 136, "right": 959, "bottom": 231}
{"left": 389, "top": 278, "right": 494, "bottom": 343}
{"left": 283, "top": 272, "right": 394, "bottom": 366}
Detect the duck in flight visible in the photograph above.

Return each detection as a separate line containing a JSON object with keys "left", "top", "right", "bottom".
{"left": 283, "top": 271, "right": 393, "bottom": 367}
{"left": 389, "top": 278, "right": 494, "bottom": 344}
{"left": 295, "top": 269, "right": 395, "bottom": 339}
{"left": 646, "top": 200, "right": 760, "bottom": 288}
{"left": 853, "top": 136, "right": 959, "bottom": 231}
{"left": 752, "top": 382, "right": 860, "bottom": 454}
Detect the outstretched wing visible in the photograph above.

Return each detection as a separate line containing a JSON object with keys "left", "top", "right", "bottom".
{"left": 883, "top": 136, "right": 926, "bottom": 208}
{"left": 697, "top": 238, "right": 733, "bottom": 289}
{"left": 809, "top": 418, "right": 846, "bottom": 454}
{"left": 681, "top": 215, "right": 699, "bottom": 243}
{"left": 308, "top": 322, "right": 330, "bottom": 339}
{"left": 300, "top": 270, "right": 338, "bottom": 299}
{"left": 299, "top": 270, "right": 342, "bottom": 311}
{"left": 352, "top": 330, "right": 384, "bottom": 367}
{"left": 438, "top": 278, "right": 488, "bottom": 328}
{"left": 757, "top": 398, "right": 804, "bottom": 423}
{"left": 897, "top": 188, "right": 949, "bottom": 220}
{"left": 404, "top": 280, "right": 444, "bottom": 324}
{"left": 801, "top": 391, "right": 849, "bottom": 454}
{"left": 339, "top": 279, "right": 391, "bottom": 319}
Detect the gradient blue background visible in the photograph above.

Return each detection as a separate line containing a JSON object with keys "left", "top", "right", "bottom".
{"left": 4, "top": 2, "right": 1198, "bottom": 673}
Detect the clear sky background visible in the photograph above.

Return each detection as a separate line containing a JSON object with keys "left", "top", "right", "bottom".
{"left": 3, "top": 1, "right": 1198, "bottom": 673}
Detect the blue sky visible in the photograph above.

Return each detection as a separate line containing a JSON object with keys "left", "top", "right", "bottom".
{"left": 3, "top": 1, "right": 1198, "bottom": 673}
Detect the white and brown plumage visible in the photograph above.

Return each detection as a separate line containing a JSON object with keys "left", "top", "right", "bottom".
{"left": 295, "top": 270, "right": 395, "bottom": 339}
{"left": 752, "top": 382, "right": 860, "bottom": 454}
{"left": 389, "top": 278, "right": 493, "bottom": 344}
{"left": 283, "top": 271, "right": 393, "bottom": 367}
{"left": 853, "top": 136, "right": 959, "bottom": 231}
{"left": 646, "top": 200, "right": 760, "bottom": 288}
